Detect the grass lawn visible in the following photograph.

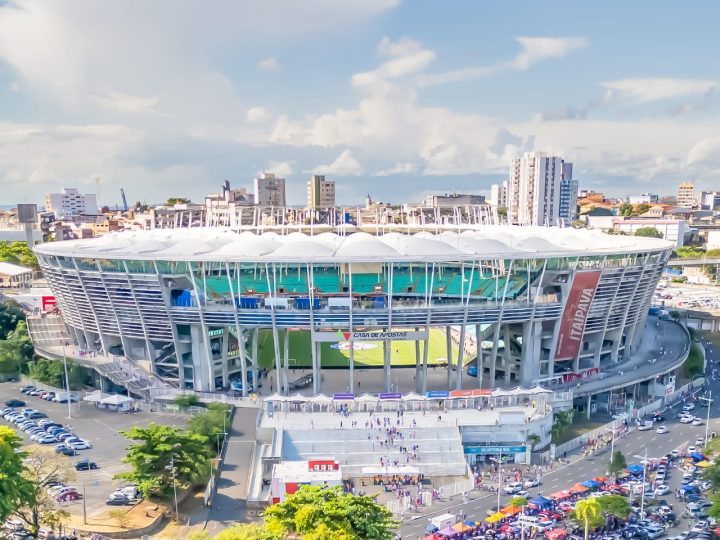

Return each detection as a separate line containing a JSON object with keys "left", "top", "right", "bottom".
{"left": 256, "top": 329, "right": 471, "bottom": 368}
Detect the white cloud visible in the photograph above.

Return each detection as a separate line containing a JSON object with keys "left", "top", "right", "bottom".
{"left": 375, "top": 162, "right": 418, "bottom": 176}
{"left": 688, "top": 137, "right": 720, "bottom": 167}
{"left": 256, "top": 57, "right": 279, "bottom": 72}
{"left": 418, "top": 36, "right": 588, "bottom": 87}
{"left": 352, "top": 36, "right": 435, "bottom": 87}
{"left": 264, "top": 161, "right": 294, "bottom": 177}
{"left": 603, "top": 78, "right": 717, "bottom": 103}
{"left": 314, "top": 149, "right": 364, "bottom": 175}
{"left": 92, "top": 91, "right": 161, "bottom": 114}
{"left": 506, "top": 37, "right": 588, "bottom": 70}
{"left": 246, "top": 106, "right": 272, "bottom": 123}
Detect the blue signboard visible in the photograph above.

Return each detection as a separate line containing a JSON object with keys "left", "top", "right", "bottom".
{"left": 463, "top": 445, "right": 527, "bottom": 455}
{"left": 426, "top": 391, "right": 450, "bottom": 399}
{"left": 378, "top": 392, "right": 402, "bottom": 400}
{"left": 333, "top": 393, "right": 355, "bottom": 400}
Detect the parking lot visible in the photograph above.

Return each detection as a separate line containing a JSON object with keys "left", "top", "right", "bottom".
{"left": 0, "top": 382, "right": 189, "bottom": 517}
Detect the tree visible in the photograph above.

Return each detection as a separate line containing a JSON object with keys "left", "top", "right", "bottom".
{"left": 175, "top": 393, "right": 200, "bottom": 409}
{"left": 0, "top": 320, "right": 34, "bottom": 375}
{"left": 0, "top": 427, "right": 35, "bottom": 524}
{"left": 497, "top": 207, "right": 508, "bottom": 220}
{"left": 188, "top": 404, "right": 231, "bottom": 452}
{"left": 634, "top": 227, "right": 663, "bottom": 239}
{"left": 0, "top": 241, "right": 39, "bottom": 270}
{"left": 707, "top": 493, "right": 720, "bottom": 520}
{"left": 637, "top": 203, "right": 651, "bottom": 215}
{"left": 109, "top": 509, "right": 130, "bottom": 528}
{"left": 619, "top": 203, "right": 633, "bottom": 217}
{"left": 509, "top": 496, "right": 528, "bottom": 508}
{"left": 597, "top": 494, "right": 630, "bottom": 519}
{"left": 115, "top": 423, "right": 212, "bottom": 498}
{"left": 262, "top": 485, "right": 396, "bottom": 540}
{"left": 166, "top": 197, "right": 191, "bottom": 206}
{"left": 27, "top": 358, "right": 89, "bottom": 390}
{"left": 573, "top": 498, "right": 602, "bottom": 540}
{"left": 608, "top": 450, "right": 627, "bottom": 477}
{"left": 551, "top": 410, "right": 574, "bottom": 442}
{"left": 13, "top": 444, "right": 75, "bottom": 535}
{"left": 0, "top": 300, "right": 27, "bottom": 340}
{"left": 526, "top": 434, "right": 540, "bottom": 450}
{"left": 684, "top": 344, "right": 704, "bottom": 379}
{"left": 214, "top": 524, "right": 265, "bottom": 540}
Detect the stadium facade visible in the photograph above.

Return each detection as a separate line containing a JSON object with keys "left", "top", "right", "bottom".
{"left": 34, "top": 225, "right": 673, "bottom": 395}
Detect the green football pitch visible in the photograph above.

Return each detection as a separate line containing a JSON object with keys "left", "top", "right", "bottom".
{"left": 256, "top": 329, "right": 472, "bottom": 368}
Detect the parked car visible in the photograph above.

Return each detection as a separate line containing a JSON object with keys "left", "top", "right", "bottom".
{"left": 656, "top": 426, "right": 668, "bottom": 434}
{"left": 55, "top": 446, "right": 78, "bottom": 457}
{"left": 4, "top": 399, "right": 25, "bottom": 407}
{"left": 693, "top": 418, "right": 704, "bottom": 426}
{"left": 683, "top": 403, "right": 696, "bottom": 411}
{"left": 106, "top": 495, "right": 133, "bottom": 506}
{"left": 288, "top": 374, "right": 313, "bottom": 390}
{"left": 74, "top": 460, "right": 98, "bottom": 471}
{"left": 19, "top": 385, "right": 35, "bottom": 394}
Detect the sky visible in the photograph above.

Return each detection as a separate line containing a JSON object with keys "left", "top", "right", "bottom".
{"left": 0, "top": 0, "right": 719, "bottom": 208}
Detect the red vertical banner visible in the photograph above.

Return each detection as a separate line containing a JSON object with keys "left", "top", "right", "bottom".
{"left": 554, "top": 271, "right": 601, "bottom": 360}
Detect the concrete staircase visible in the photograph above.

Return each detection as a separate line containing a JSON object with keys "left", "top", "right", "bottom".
{"left": 282, "top": 426, "right": 467, "bottom": 477}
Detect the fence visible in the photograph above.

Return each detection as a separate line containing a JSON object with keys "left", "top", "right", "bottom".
{"left": 385, "top": 465, "right": 474, "bottom": 516}
{"left": 149, "top": 386, "right": 261, "bottom": 409}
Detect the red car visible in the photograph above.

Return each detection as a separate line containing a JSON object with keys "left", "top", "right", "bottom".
{"left": 539, "top": 511, "right": 564, "bottom": 521}
{"left": 56, "top": 491, "right": 80, "bottom": 502}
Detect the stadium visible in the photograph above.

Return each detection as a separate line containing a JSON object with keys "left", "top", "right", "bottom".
{"left": 33, "top": 225, "right": 673, "bottom": 398}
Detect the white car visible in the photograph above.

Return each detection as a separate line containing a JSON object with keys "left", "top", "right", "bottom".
{"left": 696, "top": 437, "right": 705, "bottom": 446}
{"left": 656, "top": 425, "right": 668, "bottom": 434}
{"left": 523, "top": 478, "right": 540, "bottom": 488}
{"left": 688, "top": 445, "right": 697, "bottom": 453}
{"left": 692, "top": 418, "right": 704, "bottom": 426}
{"left": 654, "top": 485, "right": 670, "bottom": 497}
{"left": 683, "top": 403, "right": 696, "bottom": 411}
{"left": 680, "top": 415, "right": 695, "bottom": 424}
{"left": 691, "top": 521, "right": 709, "bottom": 533}
{"left": 68, "top": 440, "right": 92, "bottom": 450}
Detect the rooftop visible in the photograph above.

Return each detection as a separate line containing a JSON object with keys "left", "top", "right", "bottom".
{"left": 34, "top": 225, "right": 673, "bottom": 263}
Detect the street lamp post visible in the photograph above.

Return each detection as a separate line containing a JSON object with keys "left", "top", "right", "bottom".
{"left": 633, "top": 450, "right": 648, "bottom": 518}
{"left": 166, "top": 454, "right": 179, "bottom": 523}
{"left": 490, "top": 453, "right": 503, "bottom": 511}
{"left": 700, "top": 391, "right": 712, "bottom": 445}
{"left": 61, "top": 343, "right": 72, "bottom": 425}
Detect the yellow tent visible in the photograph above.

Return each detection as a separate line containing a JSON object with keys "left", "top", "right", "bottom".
{"left": 485, "top": 512, "right": 506, "bottom": 523}
{"left": 696, "top": 460, "right": 711, "bottom": 468}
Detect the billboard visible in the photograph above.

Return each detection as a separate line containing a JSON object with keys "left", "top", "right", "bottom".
{"left": 16, "top": 204, "right": 37, "bottom": 224}
{"left": 555, "top": 270, "right": 601, "bottom": 360}
{"left": 314, "top": 330, "right": 428, "bottom": 342}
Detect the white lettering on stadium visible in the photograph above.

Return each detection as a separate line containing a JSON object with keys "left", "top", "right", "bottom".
{"left": 568, "top": 288, "right": 594, "bottom": 342}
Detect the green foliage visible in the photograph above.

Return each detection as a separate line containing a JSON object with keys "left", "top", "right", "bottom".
{"left": 0, "top": 320, "right": 34, "bottom": 374}
{"left": 608, "top": 450, "right": 627, "bottom": 476}
{"left": 166, "top": 197, "right": 191, "bottom": 206}
{"left": 702, "top": 458, "right": 720, "bottom": 490}
{"left": 572, "top": 498, "right": 604, "bottom": 540}
{"left": 0, "top": 241, "right": 38, "bottom": 270}
{"left": 115, "top": 423, "right": 212, "bottom": 498}
{"left": 684, "top": 343, "right": 704, "bottom": 379}
{"left": 497, "top": 207, "right": 507, "bottom": 218}
{"left": 634, "top": 227, "right": 663, "bottom": 239}
{"left": 27, "top": 358, "right": 89, "bottom": 390}
{"left": 597, "top": 494, "right": 630, "bottom": 519}
{"left": 0, "top": 427, "right": 35, "bottom": 524}
{"left": 674, "top": 246, "right": 705, "bottom": 259}
{"left": 551, "top": 409, "right": 574, "bottom": 442}
{"left": 670, "top": 276, "right": 688, "bottom": 283}
{"left": 619, "top": 203, "right": 633, "bottom": 217}
{"left": 262, "top": 485, "right": 396, "bottom": 540}
{"left": 174, "top": 393, "right": 200, "bottom": 408}
{"left": 188, "top": 405, "right": 231, "bottom": 452}
{"left": 0, "top": 300, "right": 27, "bottom": 340}
{"left": 707, "top": 493, "right": 720, "bottom": 519}
{"left": 526, "top": 434, "right": 540, "bottom": 449}
{"left": 636, "top": 204, "right": 651, "bottom": 215}
{"left": 213, "top": 524, "right": 264, "bottom": 539}
{"left": 509, "top": 496, "right": 528, "bottom": 507}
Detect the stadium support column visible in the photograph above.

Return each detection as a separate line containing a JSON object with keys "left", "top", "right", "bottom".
{"left": 283, "top": 329, "right": 290, "bottom": 393}
{"left": 476, "top": 324, "right": 483, "bottom": 389}
{"left": 415, "top": 327, "right": 422, "bottom": 393}
{"left": 383, "top": 338, "right": 391, "bottom": 392}
{"left": 455, "top": 324, "right": 466, "bottom": 390}
{"left": 446, "top": 326, "right": 453, "bottom": 389}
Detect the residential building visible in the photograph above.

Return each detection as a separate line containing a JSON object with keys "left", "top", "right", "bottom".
{"left": 44, "top": 188, "right": 98, "bottom": 219}
{"left": 628, "top": 193, "right": 659, "bottom": 205}
{"left": 423, "top": 193, "right": 486, "bottom": 207}
{"left": 611, "top": 218, "right": 689, "bottom": 247}
{"left": 558, "top": 162, "right": 577, "bottom": 225}
{"left": 307, "top": 175, "right": 336, "bottom": 208}
{"left": 677, "top": 182, "right": 696, "bottom": 208}
{"left": 0, "top": 262, "right": 33, "bottom": 288}
{"left": 489, "top": 181, "right": 508, "bottom": 208}
{"left": 700, "top": 191, "right": 720, "bottom": 211}
{"left": 507, "top": 152, "right": 569, "bottom": 226}
{"left": 253, "top": 172, "right": 286, "bottom": 207}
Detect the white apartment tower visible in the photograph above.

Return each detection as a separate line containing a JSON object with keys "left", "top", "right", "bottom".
{"left": 307, "top": 175, "right": 336, "bottom": 208}
{"left": 507, "top": 153, "right": 570, "bottom": 226}
{"left": 677, "top": 182, "right": 696, "bottom": 208}
{"left": 489, "top": 181, "right": 508, "bottom": 209}
{"left": 253, "top": 172, "right": 286, "bottom": 207}
{"left": 44, "top": 188, "right": 98, "bottom": 219}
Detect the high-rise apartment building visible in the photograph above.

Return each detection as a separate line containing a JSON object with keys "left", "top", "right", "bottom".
{"left": 44, "top": 188, "right": 98, "bottom": 219}
{"left": 253, "top": 172, "right": 286, "bottom": 207}
{"left": 306, "top": 175, "right": 336, "bottom": 208}
{"left": 558, "top": 162, "right": 578, "bottom": 225}
{"left": 700, "top": 191, "right": 720, "bottom": 211}
{"left": 507, "top": 153, "right": 570, "bottom": 226}
{"left": 489, "top": 181, "right": 508, "bottom": 209}
{"left": 677, "top": 182, "right": 696, "bottom": 208}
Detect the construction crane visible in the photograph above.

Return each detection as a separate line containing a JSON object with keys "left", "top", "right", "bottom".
{"left": 120, "top": 188, "right": 128, "bottom": 211}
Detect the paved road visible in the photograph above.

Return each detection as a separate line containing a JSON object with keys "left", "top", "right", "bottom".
{"left": 398, "top": 338, "right": 720, "bottom": 538}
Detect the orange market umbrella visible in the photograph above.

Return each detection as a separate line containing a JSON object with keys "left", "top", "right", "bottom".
{"left": 570, "top": 484, "right": 588, "bottom": 493}
{"left": 501, "top": 505, "right": 523, "bottom": 516}
{"left": 546, "top": 529, "right": 567, "bottom": 540}
{"left": 452, "top": 523, "right": 473, "bottom": 533}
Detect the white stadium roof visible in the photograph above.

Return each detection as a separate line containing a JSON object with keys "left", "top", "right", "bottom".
{"left": 34, "top": 226, "right": 673, "bottom": 263}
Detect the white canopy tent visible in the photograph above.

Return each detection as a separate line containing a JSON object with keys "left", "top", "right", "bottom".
{"left": 83, "top": 390, "right": 110, "bottom": 403}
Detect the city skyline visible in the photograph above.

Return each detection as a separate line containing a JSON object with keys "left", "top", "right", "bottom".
{"left": 1, "top": 1, "right": 719, "bottom": 207}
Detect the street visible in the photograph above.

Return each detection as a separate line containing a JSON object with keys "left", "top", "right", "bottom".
{"left": 398, "top": 337, "right": 720, "bottom": 538}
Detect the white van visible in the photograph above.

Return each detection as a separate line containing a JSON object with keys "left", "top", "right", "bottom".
{"left": 515, "top": 516, "right": 554, "bottom": 532}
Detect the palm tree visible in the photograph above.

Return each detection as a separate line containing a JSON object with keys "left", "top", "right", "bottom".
{"left": 575, "top": 498, "right": 602, "bottom": 540}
